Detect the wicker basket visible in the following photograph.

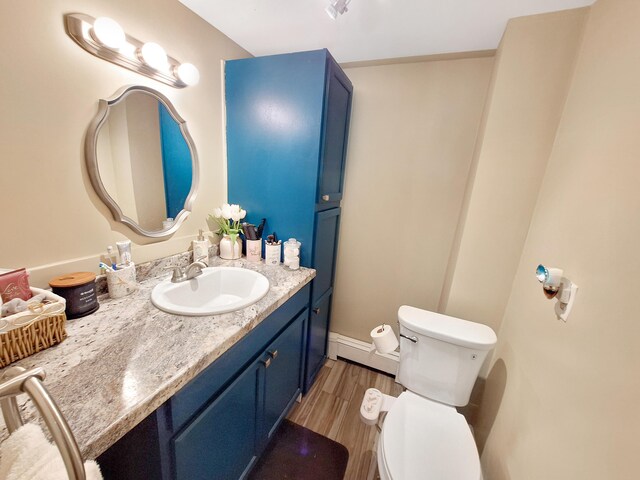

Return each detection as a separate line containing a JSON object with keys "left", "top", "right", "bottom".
{"left": 0, "top": 287, "right": 67, "bottom": 368}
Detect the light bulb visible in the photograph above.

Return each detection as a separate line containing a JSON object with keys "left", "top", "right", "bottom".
{"left": 92, "top": 17, "right": 126, "bottom": 49}
{"left": 175, "top": 63, "right": 200, "bottom": 86}
{"left": 140, "top": 42, "right": 168, "bottom": 70}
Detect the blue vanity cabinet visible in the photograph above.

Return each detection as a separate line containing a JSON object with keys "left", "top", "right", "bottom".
{"left": 307, "top": 289, "right": 333, "bottom": 387}
{"left": 173, "top": 357, "right": 262, "bottom": 480}
{"left": 97, "top": 285, "right": 310, "bottom": 480}
{"left": 170, "top": 303, "right": 308, "bottom": 480}
{"left": 226, "top": 49, "right": 352, "bottom": 393}
{"left": 262, "top": 309, "right": 306, "bottom": 443}
{"left": 305, "top": 207, "right": 341, "bottom": 387}
{"left": 172, "top": 307, "right": 307, "bottom": 480}
{"left": 318, "top": 66, "right": 352, "bottom": 205}
{"left": 311, "top": 208, "right": 341, "bottom": 303}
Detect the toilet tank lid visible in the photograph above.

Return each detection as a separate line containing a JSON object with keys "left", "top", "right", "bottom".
{"left": 398, "top": 305, "right": 497, "bottom": 350}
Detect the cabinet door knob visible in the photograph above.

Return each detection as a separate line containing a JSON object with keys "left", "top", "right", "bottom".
{"left": 268, "top": 350, "right": 278, "bottom": 359}
{"left": 322, "top": 194, "right": 330, "bottom": 202}
{"left": 261, "top": 357, "right": 272, "bottom": 368}
{"left": 313, "top": 307, "right": 320, "bottom": 315}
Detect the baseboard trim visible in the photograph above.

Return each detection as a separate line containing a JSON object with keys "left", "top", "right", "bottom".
{"left": 328, "top": 332, "right": 399, "bottom": 376}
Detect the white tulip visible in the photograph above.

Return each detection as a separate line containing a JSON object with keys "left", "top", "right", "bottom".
{"left": 221, "top": 203, "right": 232, "bottom": 219}
{"left": 239, "top": 209, "right": 247, "bottom": 220}
{"left": 230, "top": 209, "right": 242, "bottom": 222}
{"left": 213, "top": 207, "right": 222, "bottom": 218}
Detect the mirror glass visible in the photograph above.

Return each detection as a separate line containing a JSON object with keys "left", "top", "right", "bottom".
{"left": 87, "top": 86, "right": 198, "bottom": 237}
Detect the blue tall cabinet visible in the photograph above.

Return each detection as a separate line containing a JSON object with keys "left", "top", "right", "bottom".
{"left": 226, "top": 49, "right": 353, "bottom": 391}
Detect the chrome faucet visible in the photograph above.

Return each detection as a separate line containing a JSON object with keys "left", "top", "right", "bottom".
{"left": 171, "top": 261, "right": 208, "bottom": 283}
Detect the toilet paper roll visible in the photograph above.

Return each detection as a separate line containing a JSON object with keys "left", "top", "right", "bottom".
{"left": 370, "top": 324, "right": 399, "bottom": 354}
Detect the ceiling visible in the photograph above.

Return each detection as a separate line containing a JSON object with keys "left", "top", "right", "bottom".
{"left": 179, "top": 0, "right": 594, "bottom": 64}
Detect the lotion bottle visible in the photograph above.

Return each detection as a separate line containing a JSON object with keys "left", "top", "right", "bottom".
{"left": 193, "top": 230, "right": 210, "bottom": 264}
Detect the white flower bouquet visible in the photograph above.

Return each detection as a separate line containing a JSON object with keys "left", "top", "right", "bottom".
{"left": 209, "top": 203, "right": 247, "bottom": 247}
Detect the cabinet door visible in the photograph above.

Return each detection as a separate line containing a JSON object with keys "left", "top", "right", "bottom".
{"left": 305, "top": 290, "right": 332, "bottom": 392}
{"left": 312, "top": 207, "right": 341, "bottom": 303}
{"left": 262, "top": 309, "right": 306, "bottom": 442}
{"left": 318, "top": 58, "right": 352, "bottom": 206}
{"left": 173, "top": 360, "right": 261, "bottom": 480}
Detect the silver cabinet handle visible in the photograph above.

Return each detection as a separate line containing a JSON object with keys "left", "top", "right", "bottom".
{"left": 322, "top": 194, "right": 330, "bottom": 202}
{"left": 261, "top": 357, "right": 272, "bottom": 368}
{"left": 313, "top": 307, "right": 320, "bottom": 315}
{"left": 268, "top": 350, "right": 279, "bottom": 359}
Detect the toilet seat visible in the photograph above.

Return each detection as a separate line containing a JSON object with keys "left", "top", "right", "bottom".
{"left": 378, "top": 391, "right": 482, "bottom": 480}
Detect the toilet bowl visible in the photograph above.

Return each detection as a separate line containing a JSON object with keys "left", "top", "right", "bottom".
{"left": 370, "top": 306, "right": 496, "bottom": 480}
{"left": 377, "top": 391, "right": 482, "bottom": 480}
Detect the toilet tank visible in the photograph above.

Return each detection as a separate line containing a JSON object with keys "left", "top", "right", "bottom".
{"left": 397, "top": 306, "right": 497, "bottom": 407}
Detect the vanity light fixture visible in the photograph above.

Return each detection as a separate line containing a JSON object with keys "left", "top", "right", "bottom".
{"left": 64, "top": 13, "right": 200, "bottom": 88}
{"left": 326, "top": 0, "right": 351, "bottom": 19}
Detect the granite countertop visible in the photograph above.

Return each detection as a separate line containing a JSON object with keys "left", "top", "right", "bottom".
{"left": 0, "top": 255, "right": 315, "bottom": 460}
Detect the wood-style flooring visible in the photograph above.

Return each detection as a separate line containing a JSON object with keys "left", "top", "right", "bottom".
{"left": 288, "top": 359, "right": 403, "bottom": 480}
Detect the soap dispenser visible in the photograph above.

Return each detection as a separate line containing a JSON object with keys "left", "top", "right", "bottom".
{"left": 192, "top": 230, "right": 210, "bottom": 264}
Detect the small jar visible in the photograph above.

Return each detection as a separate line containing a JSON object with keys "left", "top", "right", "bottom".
{"left": 49, "top": 272, "right": 99, "bottom": 319}
{"left": 283, "top": 238, "right": 301, "bottom": 270}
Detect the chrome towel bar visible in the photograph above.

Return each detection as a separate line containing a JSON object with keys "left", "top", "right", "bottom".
{"left": 0, "top": 366, "right": 86, "bottom": 480}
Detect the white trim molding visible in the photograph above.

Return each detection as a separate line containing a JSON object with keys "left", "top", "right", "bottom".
{"left": 328, "top": 332, "right": 399, "bottom": 376}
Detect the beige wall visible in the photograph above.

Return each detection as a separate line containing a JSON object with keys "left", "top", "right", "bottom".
{"left": 331, "top": 57, "right": 494, "bottom": 342}
{"left": 440, "top": 9, "right": 589, "bottom": 335}
{"left": 126, "top": 93, "right": 166, "bottom": 231}
{"left": 480, "top": 0, "right": 640, "bottom": 478}
{"left": 0, "top": 0, "right": 249, "bottom": 287}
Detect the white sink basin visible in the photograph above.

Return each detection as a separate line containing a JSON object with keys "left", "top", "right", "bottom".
{"left": 151, "top": 267, "right": 269, "bottom": 316}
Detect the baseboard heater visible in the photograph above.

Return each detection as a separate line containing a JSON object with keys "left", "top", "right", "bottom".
{"left": 327, "top": 332, "right": 399, "bottom": 376}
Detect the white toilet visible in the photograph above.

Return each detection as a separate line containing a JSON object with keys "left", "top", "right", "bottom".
{"left": 376, "top": 305, "right": 497, "bottom": 480}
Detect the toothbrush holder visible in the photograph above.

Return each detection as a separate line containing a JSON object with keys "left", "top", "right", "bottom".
{"left": 246, "top": 239, "right": 262, "bottom": 262}
{"left": 106, "top": 263, "right": 137, "bottom": 299}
